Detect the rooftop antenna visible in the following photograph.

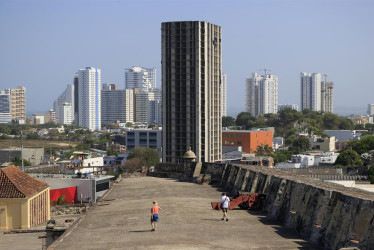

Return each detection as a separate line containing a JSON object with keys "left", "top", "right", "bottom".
{"left": 259, "top": 68, "right": 271, "bottom": 76}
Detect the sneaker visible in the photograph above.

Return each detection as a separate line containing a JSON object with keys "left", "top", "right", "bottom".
{"left": 221, "top": 218, "right": 224, "bottom": 221}
{"left": 226, "top": 218, "right": 229, "bottom": 221}
{"left": 151, "top": 229, "right": 155, "bottom": 231}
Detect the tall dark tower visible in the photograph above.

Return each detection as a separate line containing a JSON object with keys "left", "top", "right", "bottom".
{"left": 73, "top": 75, "right": 79, "bottom": 125}
{"left": 162, "top": 21, "right": 222, "bottom": 163}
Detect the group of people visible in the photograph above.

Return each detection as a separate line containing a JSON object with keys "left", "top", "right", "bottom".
{"left": 150, "top": 192, "right": 230, "bottom": 231}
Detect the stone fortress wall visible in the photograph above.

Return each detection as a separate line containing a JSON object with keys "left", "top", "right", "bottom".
{"left": 151, "top": 163, "right": 374, "bottom": 249}
{"left": 203, "top": 163, "right": 374, "bottom": 250}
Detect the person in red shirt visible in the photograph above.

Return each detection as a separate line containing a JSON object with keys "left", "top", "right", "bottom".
{"left": 151, "top": 200, "right": 162, "bottom": 231}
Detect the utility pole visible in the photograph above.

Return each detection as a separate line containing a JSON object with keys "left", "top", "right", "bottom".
{"left": 21, "top": 130, "right": 24, "bottom": 171}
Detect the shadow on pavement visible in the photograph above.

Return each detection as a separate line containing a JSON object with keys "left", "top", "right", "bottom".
{"left": 246, "top": 210, "right": 322, "bottom": 249}
{"left": 129, "top": 230, "right": 152, "bottom": 233}
{"left": 201, "top": 218, "right": 224, "bottom": 221}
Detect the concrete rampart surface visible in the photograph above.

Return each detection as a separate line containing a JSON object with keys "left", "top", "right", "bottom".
{"left": 201, "top": 163, "right": 374, "bottom": 249}
{"left": 50, "top": 177, "right": 319, "bottom": 249}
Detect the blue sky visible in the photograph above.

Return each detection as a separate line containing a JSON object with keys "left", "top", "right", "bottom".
{"left": 0, "top": 0, "right": 373, "bottom": 116}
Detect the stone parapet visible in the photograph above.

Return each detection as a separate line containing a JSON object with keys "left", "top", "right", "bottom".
{"left": 201, "top": 163, "right": 374, "bottom": 249}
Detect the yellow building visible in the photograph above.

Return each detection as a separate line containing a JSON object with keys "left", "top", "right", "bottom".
{"left": 0, "top": 165, "right": 50, "bottom": 230}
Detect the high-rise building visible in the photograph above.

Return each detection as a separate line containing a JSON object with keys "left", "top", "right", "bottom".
{"left": 162, "top": 21, "right": 222, "bottom": 163}
{"left": 301, "top": 72, "right": 334, "bottom": 113}
{"left": 149, "top": 88, "right": 162, "bottom": 125}
{"left": 134, "top": 90, "right": 154, "bottom": 124}
{"left": 125, "top": 66, "right": 156, "bottom": 91}
{"left": 73, "top": 75, "right": 79, "bottom": 124}
{"left": 246, "top": 73, "right": 278, "bottom": 116}
{"left": 0, "top": 86, "right": 26, "bottom": 122}
{"left": 0, "top": 90, "right": 11, "bottom": 124}
{"left": 8, "top": 86, "right": 26, "bottom": 121}
{"left": 124, "top": 89, "right": 134, "bottom": 124}
{"left": 222, "top": 74, "right": 227, "bottom": 117}
{"left": 301, "top": 72, "right": 321, "bottom": 111}
{"left": 77, "top": 67, "right": 101, "bottom": 131}
{"left": 368, "top": 104, "right": 374, "bottom": 116}
{"left": 101, "top": 83, "right": 123, "bottom": 123}
{"left": 321, "top": 81, "right": 334, "bottom": 113}
{"left": 53, "top": 84, "right": 74, "bottom": 125}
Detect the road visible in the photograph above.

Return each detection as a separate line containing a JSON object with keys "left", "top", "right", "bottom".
{"left": 52, "top": 176, "right": 320, "bottom": 249}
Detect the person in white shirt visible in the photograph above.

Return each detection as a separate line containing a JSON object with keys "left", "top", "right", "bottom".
{"left": 220, "top": 193, "right": 230, "bottom": 221}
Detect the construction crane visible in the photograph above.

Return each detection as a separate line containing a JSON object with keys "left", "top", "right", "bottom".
{"left": 321, "top": 73, "right": 328, "bottom": 93}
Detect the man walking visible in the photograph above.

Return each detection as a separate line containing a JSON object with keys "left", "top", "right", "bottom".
{"left": 220, "top": 193, "right": 230, "bottom": 221}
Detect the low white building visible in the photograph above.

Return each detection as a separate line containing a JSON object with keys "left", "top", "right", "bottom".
{"left": 65, "top": 152, "right": 104, "bottom": 174}
{"left": 273, "top": 137, "right": 284, "bottom": 150}
{"left": 276, "top": 152, "right": 339, "bottom": 168}
{"left": 323, "top": 130, "right": 364, "bottom": 141}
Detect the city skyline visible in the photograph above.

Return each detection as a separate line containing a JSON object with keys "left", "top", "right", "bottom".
{"left": 0, "top": 0, "right": 373, "bottom": 116}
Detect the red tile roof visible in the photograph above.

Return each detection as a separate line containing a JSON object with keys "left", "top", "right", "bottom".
{"left": 0, "top": 165, "right": 49, "bottom": 198}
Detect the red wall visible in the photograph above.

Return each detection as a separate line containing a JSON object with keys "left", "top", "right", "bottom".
{"left": 222, "top": 131, "right": 273, "bottom": 153}
{"left": 50, "top": 186, "right": 77, "bottom": 204}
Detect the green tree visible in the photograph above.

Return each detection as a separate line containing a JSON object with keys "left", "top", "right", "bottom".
{"left": 0, "top": 134, "right": 9, "bottom": 140}
{"left": 322, "top": 113, "right": 340, "bottom": 130}
{"left": 124, "top": 158, "right": 144, "bottom": 173}
{"left": 235, "top": 112, "right": 255, "bottom": 129}
{"left": 126, "top": 122, "right": 133, "bottom": 128}
{"left": 338, "top": 118, "right": 354, "bottom": 130}
{"left": 270, "top": 150, "right": 293, "bottom": 164}
{"left": 107, "top": 148, "right": 119, "bottom": 156}
{"left": 12, "top": 156, "right": 32, "bottom": 166}
{"left": 334, "top": 149, "right": 364, "bottom": 166}
{"left": 0, "top": 125, "right": 11, "bottom": 134}
{"left": 127, "top": 147, "right": 160, "bottom": 167}
{"left": 256, "top": 144, "right": 273, "bottom": 156}
{"left": 286, "top": 135, "right": 311, "bottom": 153}
{"left": 368, "top": 165, "right": 374, "bottom": 184}
{"left": 26, "top": 133, "right": 41, "bottom": 140}
{"left": 347, "top": 136, "right": 374, "bottom": 155}
{"left": 222, "top": 116, "right": 235, "bottom": 127}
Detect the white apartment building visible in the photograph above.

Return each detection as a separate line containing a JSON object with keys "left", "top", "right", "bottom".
{"left": 124, "top": 89, "right": 134, "bottom": 123}
{"left": 125, "top": 66, "right": 156, "bottom": 91}
{"left": 368, "top": 104, "right": 374, "bottom": 116}
{"left": 301, "top": 72, "right": 334, "bottom": 112}
{"left": 53, "top": 84, "right": 74, "bottom": 125}
{"left": 58, "top": 103, "right": 73, "bottom": 125}
{"left": 246, "top": 73, "right": 278, "bottom": 116}
{"left": 78, "top": 67, "right": 101, "bottom": 131}
{"left": 32, "top": 114, "right": 45, "bottom": 125}
{"left": 222, "top": 74, "right": 227, "bottom": 117}
{"left": 9, "top": 86, "right": 26, "bottom": 121}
